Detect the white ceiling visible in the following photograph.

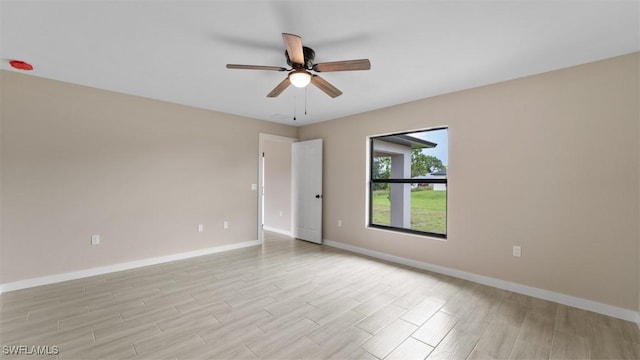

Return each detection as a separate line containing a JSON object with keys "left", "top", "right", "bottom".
{"left": 1, "top": 1, "right": 638, "bottom": 126}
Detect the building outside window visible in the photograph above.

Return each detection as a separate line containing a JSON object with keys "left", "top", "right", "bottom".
{"left": 369, "top": 127, "right": 448, "bottom": 238}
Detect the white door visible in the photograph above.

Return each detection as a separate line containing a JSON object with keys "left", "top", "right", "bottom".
{"left": 292, "top": 139, "right": 323, "bottom": 244}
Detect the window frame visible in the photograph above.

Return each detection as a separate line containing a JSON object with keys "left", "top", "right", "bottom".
{"left": 368, "top": 127, "right": 448, "bottom": 239}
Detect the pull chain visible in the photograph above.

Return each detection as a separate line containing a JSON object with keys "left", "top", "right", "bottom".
{"left": 293, "top": 93, "right": 296, "bottom": 121}
{"left": 304, "top": 87, "right": 308, "bottom": 115}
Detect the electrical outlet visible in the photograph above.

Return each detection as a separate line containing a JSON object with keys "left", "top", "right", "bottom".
{"left": 513, "top": 246, "right": 521, "bottom": 257}
{"left": 223, "top": 221, "right": 229, "bottom": 229}
{"left": 251, "top": 184, "right": 257, "bottom": 191}
{"left": 279, "top": 211, "right": 283, "bottom": 217}
{"left": 198, "top": 224, "right": 204, "bottom": 233}
{"left": 338, "top": 220, "right": 342, "bottom": 227}
{"left": 91, "top": 235, "right": 100, "bottom": 245}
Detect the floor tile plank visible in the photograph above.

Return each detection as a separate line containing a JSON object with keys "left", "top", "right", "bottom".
{"left": 549, "top": 330, "right": 589, "bottom": 360}
{"left": 356, "top": 303, "right": 407, "bottom": 335}
{"left": 385, "top": 337, "right": 434, "bottom": 360}
{"left": 411, "top": 310, "right": 458, "bottom": 347}
{"left": 361, "top": 318, "right": 418, "bottom": 359}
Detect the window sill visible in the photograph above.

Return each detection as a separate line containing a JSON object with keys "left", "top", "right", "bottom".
{"left": 367, "top": 224, "right": 447, "bottom": 242}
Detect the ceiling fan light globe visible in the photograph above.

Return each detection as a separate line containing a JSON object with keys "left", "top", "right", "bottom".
{"left": 289, "top": 70, "right": 311, "bottom": 88}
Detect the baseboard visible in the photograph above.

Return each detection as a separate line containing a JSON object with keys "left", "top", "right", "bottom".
{"left": 262, "top": 226, "right": 292, "bottom": 237}
{"left": 324, "top": 239, "right": 639, "bottom": 323}
{"left": 0, "top": 240, "right": 261, "bottom": 294}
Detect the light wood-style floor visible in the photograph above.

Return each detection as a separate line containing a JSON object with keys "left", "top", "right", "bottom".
{"left": 1, "top": 232, "right": 638, "bottom": 360}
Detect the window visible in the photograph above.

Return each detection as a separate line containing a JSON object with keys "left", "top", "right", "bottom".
{"left": 369, "top": 128, "right": 448, "bottom": 238}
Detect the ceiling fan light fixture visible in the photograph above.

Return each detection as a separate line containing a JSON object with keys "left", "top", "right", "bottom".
{"left": 289, "top": 69, "right": 311, "bottom": 88}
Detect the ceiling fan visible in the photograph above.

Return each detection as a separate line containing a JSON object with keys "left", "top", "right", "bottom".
{"left": 226, "top": 33, "right": 371, "bottom": 98}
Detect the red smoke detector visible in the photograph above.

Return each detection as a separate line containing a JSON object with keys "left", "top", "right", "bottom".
{"left": 9, "top": 60, "right": 33, "bottom": 71}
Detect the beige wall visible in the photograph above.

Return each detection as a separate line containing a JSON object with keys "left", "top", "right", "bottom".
{"left": 263, "top": 140, "right": 292, "bottom": 233}
{"left": 2, "top": 53, "right": 639, "bottom": 312}
{"left": 299, "top": 53, "right": 640, "bottom": 311}
{"left": 0, "top": 70, "right": 296, "bottom": 283}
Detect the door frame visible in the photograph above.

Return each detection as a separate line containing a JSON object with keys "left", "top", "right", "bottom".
{"left": 258, "top": 133, "right": 297, "bottom": 244}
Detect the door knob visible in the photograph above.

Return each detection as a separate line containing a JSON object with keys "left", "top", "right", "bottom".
{"left": 315, "top": 194, "right": 323, "bottom": 199}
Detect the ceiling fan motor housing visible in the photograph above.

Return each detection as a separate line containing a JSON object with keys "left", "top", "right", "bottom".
{"left": 286, "top": 46, "right": 316, "bottom": 69}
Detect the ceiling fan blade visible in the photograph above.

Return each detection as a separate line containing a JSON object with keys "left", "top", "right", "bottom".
{"left": 226, "top": 64, "right": 287, "bottom": 71}
{"left": 313, "top": 59, "right": 371, "bottom": 72}
{"left": 311, "top": 75, "right": 342, "bottom": 98}
{"left": 282, "top": 33, "right": 304, "bottom": 66}
{"left": 267, "top": 78, "right": 291, "bottom": 97}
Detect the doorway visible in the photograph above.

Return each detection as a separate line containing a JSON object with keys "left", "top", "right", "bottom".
{"left": 258, "top": 134, "right": 296, "bottom": 243}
